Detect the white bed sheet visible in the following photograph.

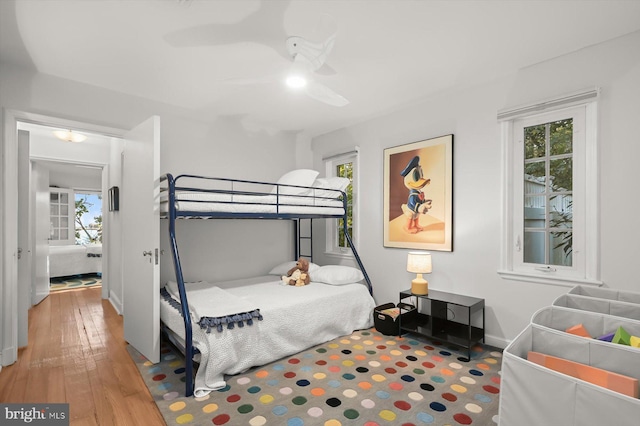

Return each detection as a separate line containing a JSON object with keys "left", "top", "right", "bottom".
{"left": 160, "top": 275, "right": 375, "bottom": 397}
{"left": 160, "top": 191, "right": 345, "bottom": 215}
{"left": 49, "top": 244, "right": 102, "bottom": 278}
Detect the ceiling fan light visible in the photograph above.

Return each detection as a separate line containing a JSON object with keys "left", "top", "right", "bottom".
{"left": 53, "top": 130, "right": 87, "bottom": 143}
{"left": 285, "top": 74, "right": 307, "bottom": 89}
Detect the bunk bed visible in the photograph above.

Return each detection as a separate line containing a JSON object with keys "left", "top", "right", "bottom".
{"left": 160, "top": 172, "right": 375, "bottom": 397}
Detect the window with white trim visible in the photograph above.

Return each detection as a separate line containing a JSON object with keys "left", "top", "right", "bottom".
{"left": 499, "top": 90, "right": 600, "bottom": 286}
{"left": 324, "top": 150, "right": 358, "bottom": 256}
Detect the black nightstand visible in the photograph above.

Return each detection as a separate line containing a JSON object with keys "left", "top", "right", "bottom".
{"left": 398, "top": 289, "right": 485, "bottom": 361}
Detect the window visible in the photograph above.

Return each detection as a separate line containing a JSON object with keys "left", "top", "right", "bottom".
{"left": 499, "top": 90, "right": 600, "bottom": 286}
{"left": 75, "top": 192, "right": 103, "bottom": 245}
{"left": 49, "top": 188, "right": 74, "bottom": 245}
{"left": 324, "top": 150, "right": 358, "bottom": 256}
{"left": 522, "top": 118, "right": 574, "bottom": 267}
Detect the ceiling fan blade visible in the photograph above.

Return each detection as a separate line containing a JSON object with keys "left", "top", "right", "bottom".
{"left": 304, "top": 81, "right": 349, "bottom": 107}
{"left": 287, "top": 31, "right": 337, "bottom": 73}
{"left": 163, "top": 0, "right": 291, "bottom": 58}
{"left": 315, "top": 63, "right": 337, "bottom": 76}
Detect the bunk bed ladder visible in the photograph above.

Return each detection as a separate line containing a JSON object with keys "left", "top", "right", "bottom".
{"left": 294, "top": 218, "right": 313, "bottom": 262}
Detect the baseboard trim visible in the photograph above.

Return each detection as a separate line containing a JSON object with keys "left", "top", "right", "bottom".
{"left": 109, "top": 293, "right": 123, "bottom": 315}
{"left": 484, "top": 334, "right": 509, "bottom": 350}
{"left": 1, "top": 345, "right": 17, "bottom": 366}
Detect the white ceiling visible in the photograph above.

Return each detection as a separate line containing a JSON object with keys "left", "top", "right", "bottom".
{"left": 2, "top": 0, "right": 640, "bottom": 137}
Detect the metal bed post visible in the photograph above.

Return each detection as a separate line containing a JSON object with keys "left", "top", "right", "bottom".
{"left": 341, "top": 192, "right": 373, "bottom": 296}
{"left": 293, "top": 220, "right": 299, "bottom": 260}
{"left": 163, "top": 174, "right": 195, "bottom": 397}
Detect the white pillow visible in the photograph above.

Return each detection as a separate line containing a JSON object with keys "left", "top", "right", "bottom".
{"left": 314, "top": 177, "right": 350, "bottom": 191}
{"left": 311, "top": 177, "right": 350, "bottom": 198}
{"left": 313, "top": 265, "right": 364, "bottom": 285}
{"left": 271, "top": 169, "right": 319, "bottom": 195}
{"left": 268, "top": 260, "right": 321, "bottom": 276}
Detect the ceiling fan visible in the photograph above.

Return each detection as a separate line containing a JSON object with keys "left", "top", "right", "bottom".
{"left": 282, "top": 33, "right": 349, "bottom": 107}
{"left": 219, "top": 31, "right": 349, "bottom": 107}
{"left": 164, "top": 4, "right": 349, "bottom": 106}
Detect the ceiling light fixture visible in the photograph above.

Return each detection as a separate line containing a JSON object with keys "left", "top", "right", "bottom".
{"left": 53, "top": 130, "right": 87, "bottom": 143}
{"left": 285, "top": 74, "right": 307, "bottom": 89}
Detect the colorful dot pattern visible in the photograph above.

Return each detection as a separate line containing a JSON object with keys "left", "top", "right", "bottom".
{"left": 130, "top": 329, "right": 502, "bottom": 425}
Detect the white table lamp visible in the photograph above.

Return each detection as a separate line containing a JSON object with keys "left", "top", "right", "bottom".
{"left": 407, "top": 251, "right": 432, "bottom": 295}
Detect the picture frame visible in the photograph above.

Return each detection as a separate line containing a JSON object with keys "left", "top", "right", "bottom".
{"left": 108, "top": 186, "right": 119, "bottom": 212}
{"left": 383, "top": 134, "right": 453, "bottom": 251}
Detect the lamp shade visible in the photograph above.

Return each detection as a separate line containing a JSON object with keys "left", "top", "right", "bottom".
{"left": 407, "top": 251, "right": 432, "bottom": 274}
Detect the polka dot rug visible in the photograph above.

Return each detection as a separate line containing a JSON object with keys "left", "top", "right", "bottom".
{"left": 50, "top": 273, "right": 102, "bottom": 291}
{"left": 127, "top": 329, "right": 502, "bottom": 425}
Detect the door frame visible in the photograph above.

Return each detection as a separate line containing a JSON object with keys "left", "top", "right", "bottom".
{"left": 1, "top": 109, "right": 124, "bottom": 366}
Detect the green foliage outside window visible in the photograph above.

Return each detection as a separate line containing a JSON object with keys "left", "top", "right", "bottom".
{"left": 75, "top": 195, "right": 102, "bottom": 244}
{"left": 523, "top": 119, "right": 573, "bottom": 265}
{"left": 336, "top": 162, "right": 353, "bottom": 249}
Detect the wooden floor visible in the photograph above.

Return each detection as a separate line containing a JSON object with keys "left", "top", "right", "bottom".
{"left": 0, "top": 287, "right": 166, "bottom": 426}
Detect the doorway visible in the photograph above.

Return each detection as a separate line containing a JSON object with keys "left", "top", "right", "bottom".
{"left": 39, "top": 160, "right": 105, "bottom": 293}
{"left": 3, "top": 110, "right": 160, "bottom": 368}
{"left": 3, "top": 113, "right": 125, "bottom": 360}
{"left": 19, "top": 122, "right": 111, "bottom": 298}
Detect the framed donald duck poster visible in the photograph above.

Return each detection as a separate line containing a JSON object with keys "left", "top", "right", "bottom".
{"left": 383, "top": 134, "right": 453, "bottom": 251}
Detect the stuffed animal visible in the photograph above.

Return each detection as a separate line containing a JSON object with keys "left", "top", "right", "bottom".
{"left": 282, "top": 258, "right": 311, "bottom": 286}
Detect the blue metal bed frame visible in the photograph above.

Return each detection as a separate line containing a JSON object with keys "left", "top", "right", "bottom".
{"left": 160, "top": 173, "right": 373, "bottom": 396}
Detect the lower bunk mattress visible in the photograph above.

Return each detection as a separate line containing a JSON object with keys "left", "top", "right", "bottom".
{"left": 160, "top": 275, "right": 376, "bottom": 397}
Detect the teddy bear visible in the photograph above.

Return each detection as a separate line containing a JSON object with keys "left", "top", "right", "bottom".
{"left": 281, "top": 257, "right": 311, "bottom": 286}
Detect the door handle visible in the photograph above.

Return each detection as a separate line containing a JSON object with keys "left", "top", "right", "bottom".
{"left": 143, "top": 250, "right": 153, "bottom": 263}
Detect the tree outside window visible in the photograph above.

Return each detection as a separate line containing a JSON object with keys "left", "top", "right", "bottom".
{"left": 75, "top": 193, "right": 102, "bottom": 244}
{"left": 336, "top": 162, "right": 353, "bottom": 249}
{"left": 523, "top": 119, "right": 573, "bottom": 266}
{"left": 325, "top": 150, "right": 358, "bottom": 256}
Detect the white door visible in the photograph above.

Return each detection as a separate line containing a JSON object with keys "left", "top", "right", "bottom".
{"left": 17, "top": 130, "right": 31, "bottom": 347}
{"left": 122, "top": 116, "right": 160, "bottom": 363}
{"left": 31, "top": 162, "right": 51, "bottom": 305}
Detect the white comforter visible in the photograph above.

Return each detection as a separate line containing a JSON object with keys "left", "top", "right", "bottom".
{"left": 160, "top": 275, "right": 375, "bottom": 397}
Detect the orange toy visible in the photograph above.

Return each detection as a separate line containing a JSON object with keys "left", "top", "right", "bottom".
{"left": 527, "top": 351, "right": 638, "bottom": 398}
{"left": 565, "top": 323, "right": 592, "bottom": 338}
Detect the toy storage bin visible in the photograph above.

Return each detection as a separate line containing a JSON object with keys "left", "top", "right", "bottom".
{"left": 499, "top": 324, "right": 640, "bottom": 426}
{"left": 531, "top": 304, "right": 640, "bottom": 343}
{"left": 374, "top": 302, "right": 416, "bottom": 335}
{"left": 568, "top": 285, "right": 640, "bottom": 304}
{"left": 553, "top": 293, "right": 640, "bottom": 321}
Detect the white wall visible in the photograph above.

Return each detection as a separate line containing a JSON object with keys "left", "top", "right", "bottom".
{"left": 312, "top": 30, "right": 640, "bottom": 347}
{"left": 48, "top": 169, "right": 102, "bottom": 191}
